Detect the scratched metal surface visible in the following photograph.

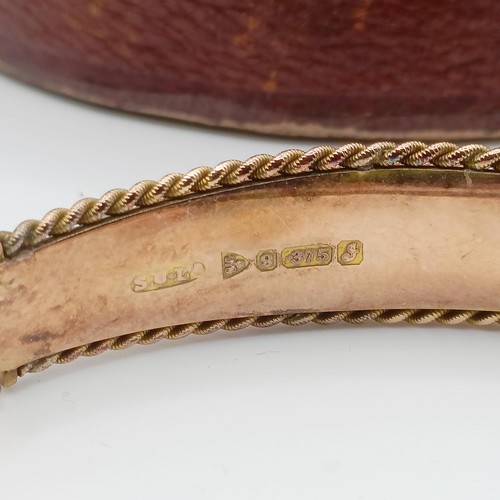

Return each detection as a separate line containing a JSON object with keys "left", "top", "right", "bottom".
{"left": 1, "top": 73, "right": 500, "bottom": 500}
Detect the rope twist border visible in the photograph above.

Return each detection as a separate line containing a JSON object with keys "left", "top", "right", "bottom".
{"left": 3, "top": 141, "right": 500, "bottom": 381}
{"left": 2, "top": 141, "right": 500, "bottom": 260}
{"left": 17, "top": 309, "right": 500, "bottom": 376}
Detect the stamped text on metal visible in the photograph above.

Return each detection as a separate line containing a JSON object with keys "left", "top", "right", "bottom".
{"left": 222, "top": 241, "right": 363, "bottom": 279}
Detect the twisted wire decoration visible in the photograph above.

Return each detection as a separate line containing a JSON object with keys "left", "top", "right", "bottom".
{"left": 2, "top": 141, "right": 500, "bottom": 260}
{"left": 3, "top": 142, "right": 500, "bottom": 380}
{"left": 17, "top": 309, "right": 500, "bottom": 376}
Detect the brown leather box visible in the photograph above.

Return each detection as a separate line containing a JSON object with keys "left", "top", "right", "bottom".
{"left": 0, "top": 0, "right": 499, "bottom": 138}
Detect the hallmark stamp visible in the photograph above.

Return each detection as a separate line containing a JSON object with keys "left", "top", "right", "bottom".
{"left": 221, "top": 240, "right": 363, "bottom": 278}
{"left": 255, "top": 249, "right": 279, "bottom": 272}
{"left": 337, "top": 240, "right": 363, "bottom": 266}
{"left": 131, "top": 262, "right": 206, "bottom": 293}
{"left": 281, "top": 244, "right": 333, "bottom": 269}
{"left": 221, "top": 252, "right": 251, "bottom": 279}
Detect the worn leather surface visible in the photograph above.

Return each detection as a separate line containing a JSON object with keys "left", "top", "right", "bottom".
{"left": 0, "top": 0, "right": 499, "bottom": 138}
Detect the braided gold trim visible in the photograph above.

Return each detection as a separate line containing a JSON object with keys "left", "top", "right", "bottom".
{"left": 1, "top": 141, "right": 500, "bottom": 260}
{"left": 17, "top": 309, "right": 500, "bottom": 377}
{"left": 4, "top": 141, "right": 500, "bottom": 384}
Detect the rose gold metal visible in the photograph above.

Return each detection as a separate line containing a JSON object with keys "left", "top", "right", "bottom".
{"left": 2, "top": 143, "right": 500, "bottom": 387}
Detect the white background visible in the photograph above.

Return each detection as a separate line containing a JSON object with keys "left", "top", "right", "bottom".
{"left": 1, "top": 73, "right": 500, "bottom": 499}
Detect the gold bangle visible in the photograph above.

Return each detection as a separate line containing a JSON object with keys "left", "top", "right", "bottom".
{"left": 1, "top": 141, "right": 500, "bottom": 388}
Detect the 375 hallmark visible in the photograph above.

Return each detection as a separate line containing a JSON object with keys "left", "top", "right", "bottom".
{"left": 129, "top": 240, "right": 363, "bottom": 292}
{"left": 222, "top": 241, "right": 363, "bottom": 279}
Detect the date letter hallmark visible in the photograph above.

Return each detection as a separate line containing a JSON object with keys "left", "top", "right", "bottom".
{"left": 337, "top": 240, "right": 363, "bottom": 266}
{"left": 131, "top": 261, "right": 206, "bottom": 293}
